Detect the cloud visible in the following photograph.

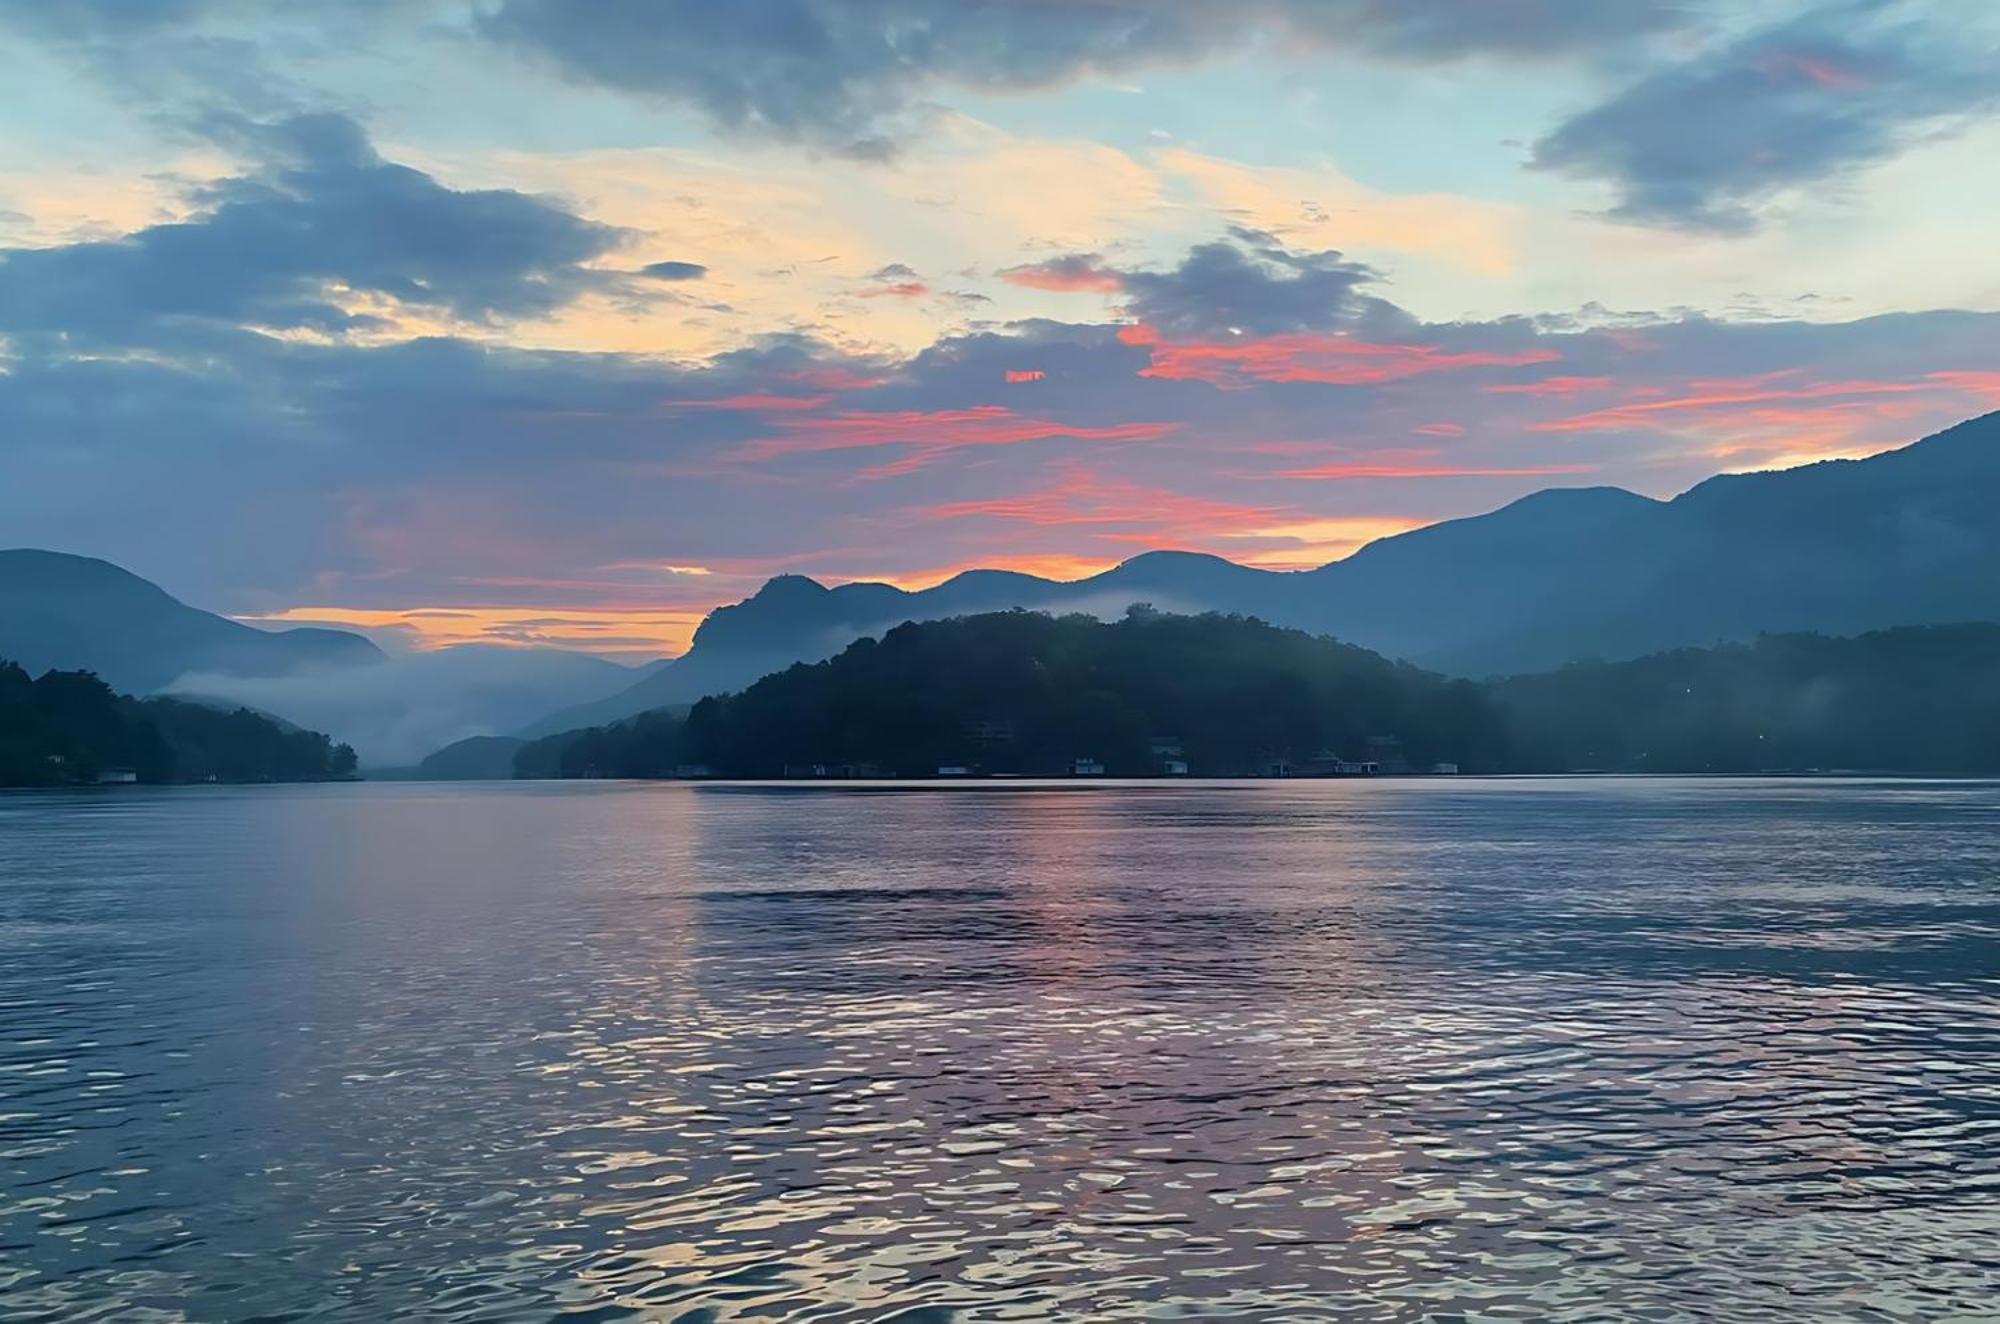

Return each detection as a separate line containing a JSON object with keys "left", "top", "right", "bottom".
{"left": 5, "top": 201, "right": 2000, "bottom": 656}
{"left": 1157, "top": 148, "right": 1519, "bottom": 277}
{"left": 1533, "top": 1, "right": 2000, "bottom": 232}
{"left": 638, "top": 259, "right": 708, "bottom": 280}
{"left": 860, "top": 262, "right": 930, "bottom": 298}
{"left": 1527, "top": 374, "right": 1940, "bottom": 434}
{"left": 1123, "top": 326, "right": 1560, "bottom": 389}
{"left": 914, "top": 465, "right": 1285, "bottom": 538}
{"left": 1279, "top": 460, "right": 1592, "bottom": 480}
{"left": 0, "top": 0, "right": 408, "bottom": 115}
{"left": 738, "top": 405, "right": 1179, "bottom": 477}
{"left": 1115, "top": 229, "right": 1391, "bottom": 338}
{"left": 479, "top": 0, "right": 1688, "bottom": 156}
{"left": 999, "top": 253, "right": 1125, "bottom": 293}
{"left": 0, "top": 112, "right": 626, "bottom": 346}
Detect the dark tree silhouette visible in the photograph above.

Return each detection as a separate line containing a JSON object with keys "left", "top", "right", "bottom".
{"left": 0, "top": 660, "right": 357, "bottom": 787}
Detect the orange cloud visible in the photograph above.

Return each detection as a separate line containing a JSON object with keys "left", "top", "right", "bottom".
{"left": 1005, "top": 369, "right": 1046, "bottom": 383}
{"left": 905, "top": 468, "right": 1426, "bottom": 569}
{"left": 244, "top": 605, "right": 707, "bottom": 656}
{"left": 1119, "top": 325, "right": 1560, "bottom": 389}
{"left": 1219, "top": 516, "right": 1427, "bottom": 568}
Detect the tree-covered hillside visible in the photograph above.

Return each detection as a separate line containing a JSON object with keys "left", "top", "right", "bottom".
{"left": 1492, "top": 624, "right": 2000, "bottom": 774}
{"left": 0, "top": 660, "right": 358, "bottom": 786}
{"left": 516, "top": 608, "right": 1502, "bottom": 778}
{"left": 513, "top": 613, "right": 2000, "bottom": 780}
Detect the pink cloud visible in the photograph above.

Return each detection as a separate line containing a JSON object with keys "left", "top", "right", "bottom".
{"left": 1930, "top": 370, "right": 2000, "bottom": 399}
{"left": 1117, "top": 324, "right": 1560, "bottom": 389}
{"left": 1761, "top": 51, "right": 1870, "bottom": 91}
{"left": 917, "top": 467, "right": 1283, "bottom": 537}
{"left": 1005, "top": 369, "right": 1046, "bottom": 384}
{"left": 999, "top": 257, "right": 1125, "bottom": 293}
{"left": 1482, "top": 375, "right": 1616, "bottom": 397}
{"left": 779, "top": 365, "right": 893, "bottom": 392}
{"left": 1530, "top": 377, "right": 1938, "bottom": 434}
{"left": 739, "top": 406, "right": 1178, "bottom": 478}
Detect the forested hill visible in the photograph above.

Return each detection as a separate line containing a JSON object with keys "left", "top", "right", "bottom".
{"left": 0, "top": 660, "right": 358, "bottom": 787}
{"left": 1492, "top": 624, "right": 2000, "bottom": 775}
{"left": 514, "top": 612, "right": 2000, "bottom": 780}
{"left": 516, "top": 608, "right": 1502, "bottom": 779}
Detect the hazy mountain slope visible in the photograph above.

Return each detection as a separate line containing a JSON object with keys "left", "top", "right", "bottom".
{"left": 416, "top": 735, "right": 527, "bottom": 780}
{"left": 516, "top": 411, "right": 2000, "bottom": 735}
{"left": 173, "top": 644, "right": 644, "bottom": 767}
{"left": 0, "top": 549, "right": 382, "bottom": 693}
{"left": 1409, "top": 412, "right": 2000, "bottom": 672}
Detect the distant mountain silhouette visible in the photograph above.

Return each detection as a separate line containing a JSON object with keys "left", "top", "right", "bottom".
{"left": 519, "top": 412, "right": 2000, "bottom": 737}
{"left": 416, "top": 734, "right": 527, "bottom": 780}
{"left": 0, "top": 549, "right": 382, "bottom": 694}
{"left": 0, "top": 550, "right": 685, "bottom": 765}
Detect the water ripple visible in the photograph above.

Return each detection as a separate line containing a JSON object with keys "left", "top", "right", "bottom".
{"left": 1, "top": 778, "right": 1996, "bottom": 1320}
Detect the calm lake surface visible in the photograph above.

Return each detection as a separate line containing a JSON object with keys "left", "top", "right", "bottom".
{"left": 2, "top": 778, "right": 1997, "bottom": 1322}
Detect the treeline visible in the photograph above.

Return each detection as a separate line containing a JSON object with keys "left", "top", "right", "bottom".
{"left": 515, "top": 608, "right": 1502, "bottom": 778}
{"left": 0, "top": 660, "right": 358, "bottom": 787}
{"left": 511, "top": 612, "right": 2000, "bottom": 780}
{"left": 1493, "top": 624, "right": 2000, "bottom": 774}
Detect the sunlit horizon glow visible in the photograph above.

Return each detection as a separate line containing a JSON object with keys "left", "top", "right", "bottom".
{"left": 3, "top": 1, "right": 1999, "bottom": 655}
{"left": 241, "top": 606, "right": 709, "bottom": 658}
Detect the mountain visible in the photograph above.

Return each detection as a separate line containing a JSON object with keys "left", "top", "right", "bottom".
{"left": 0, "top": 549, "right": 382, "bottom": 694}
{"left": 0, "top": 550, "right": 662, "bottom": 766}
{"left": 514, "top": 615, "right": 2000, "bottom": 781}
{"left": 415, "top": 734, "right": 527, "bottom": 780}
{"left": 515, "top": 609, "right": 1498, "bottom": 779}
{"left": 516, "top": 412, "right": 2000, "bottom": 737}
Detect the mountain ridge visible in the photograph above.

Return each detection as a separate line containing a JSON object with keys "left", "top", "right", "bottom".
{"left": 517, "top": 411, "right": 2000, "bottom": 739}
{"left": 0, "top": 548, "right": 385, "bottom": 694}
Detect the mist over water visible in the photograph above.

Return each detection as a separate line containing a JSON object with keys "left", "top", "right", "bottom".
{"left": 3, "top": 779, "right": 1997, "bottom": 1321}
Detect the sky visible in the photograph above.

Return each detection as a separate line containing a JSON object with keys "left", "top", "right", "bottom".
{"left": 3, "top": 0, "right": 1999, "bottom": 658}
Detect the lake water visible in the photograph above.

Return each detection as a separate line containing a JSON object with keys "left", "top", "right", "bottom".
{"left": 2, "top": 778, "right": 1997, "bottom": 1322}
